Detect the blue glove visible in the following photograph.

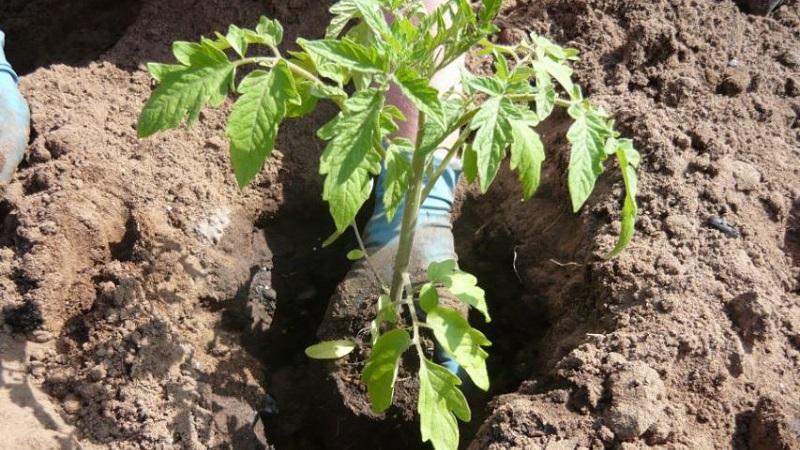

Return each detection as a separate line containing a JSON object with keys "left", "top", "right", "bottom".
{"left": 363, "top": 154, "right": 462, "bottom": 279}
{"left": 363, "top": 154, "right": 467, "bottom": 378}
{"left": 0, "top": 30, "right": 30, "bottom": 184}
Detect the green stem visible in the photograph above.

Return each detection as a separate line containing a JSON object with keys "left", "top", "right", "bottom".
{"left": 388, "top": 112, "right": 429, "bottom": 307}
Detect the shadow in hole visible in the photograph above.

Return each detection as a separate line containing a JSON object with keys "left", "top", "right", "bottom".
{"left": 784, "top": 197, "right": 800, "bottom": 293}
{"left": 0, "top": 0, "right": 335, "bottom": 75}
{"left": 0, "top": 0, "right": 143, "bottom": 76}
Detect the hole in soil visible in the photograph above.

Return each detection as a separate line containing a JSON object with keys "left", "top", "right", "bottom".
{"left": 0, "top": 200, "right": 18, "bottom": 248}
{"left": 0, "top": 0, "right": 142, "bottom": 75}
{"left": 231, "top": 196, "right": 555, "bottom": 449}
{"left": 109, "top": 214, "right": 140, "bottom": 262}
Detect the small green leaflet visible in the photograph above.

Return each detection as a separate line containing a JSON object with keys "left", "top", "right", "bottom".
{"left": 509, "top": 119, "right": 545, "bottom": 200}
{"left": 604, "top": 138, "right": 639, "bottom": 258}
{"left": 299, "top": 38, "right": 388, "bottom": 74}
{"left": 138, "top": 42, "right": 234, "bottom": 138}
{"left": 383, "top": 141, "right": 412, "bottom": 222}
{"left": 418, "top": 358, "right": 471, "bottom": 450}
{"left": 362, "top": 329, "right": 411, "bottom": 413}
{"left": 533, "top": 57, "right": 574, "bottom": 95}
{"left": 352, "top": 0, "right": 397, "bottom": 50}
{"left": 469, "top": 96, "right": 513, "bottom": 193}
{"left": 394, "top": 67, "right": 445, "bottom": 128}
{"left": 419, "top": 97, "right": 465, "bottom": 156}
{"left": 225, "top": 24, "right": 248, "bottom": 57}
{"left": 326, "top": 0, "right": 359, "bottom": 39}
{"left": 254, "top": 16, "right": 284, "bottom": 46}
{"left": 461, "top": 70, "right": 505, "bottom": 96}
{"left": 226, "top": 62, "right": 298, "bottom": 187}
{"left": 418, "top": 283, "right": 439, "bottom": 312}
{"left": 305, "top": 339, "right": 356, "bottom": 359}
{"left": 462, "top": 145, "right": 478, "bottom": 183}
{"left": 427, "top": 260, "right": 490, "bottom": 322}
{"left": 426, "top": 306, "right": 491, "bottom": 391}
{"left": 319, "top": 89, "right": 385, "bottom": 232}
{"left": 146, "top": 62, "right": 184, "bottom": 82}
{"left": 346, "top": 249, "right": 365, "bottom": 260}
{"left": 479, "top": 0, "right": 502, "bottom": 22}
{"left": 566, "top": 103, "right": 611, "bottom": 212}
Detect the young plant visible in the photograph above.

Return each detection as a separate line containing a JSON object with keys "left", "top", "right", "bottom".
{"left": 137, "top": 1, "right": 639, "bottom": 449}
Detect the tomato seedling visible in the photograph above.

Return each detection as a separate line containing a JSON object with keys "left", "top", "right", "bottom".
{"left": 137, "top": 1, "right": 639, "bottom": 449}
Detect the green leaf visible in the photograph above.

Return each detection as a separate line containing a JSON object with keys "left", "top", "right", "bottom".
{"left": 362, "top": 329, "right": 411, "bottom": 413}
{"left": 604, "top": 138, "right": 639, "bottom": 258}
{"left": 138, "top": 43, "right": 234, "bottom": 137}
{"left": 225, "top": 62, "right": 297, "bottom": 187}
{"left": 534, "top": 58, "right": 574, "bottom": 94}
{"left": 419, "top": 283, "right": 439, "bottom": 313}
{"left": 288, "top": 49, "right": 350, "bottom": 86}
{"left": 347, "top": 249, "right": 365, "bottom": 260}
{"left": 319, "top": 89, "right": 385, "bottom": 232}
{"left": 509, "top": 119, "right": 545, "bottom": 200}
{"left": 322, "top": 229, "right": 344, "bottom": 247}
{"left": 418, "top": 358, "right": 471, "bottom": 450}
{"left": 461, "top": 70, "right": 505, "bottom": 96}
{"left": 285, "top": 80, "right": 320, "bottom": 118}
{"left": 255, "top": 16, "right": 284, "bottom": 46}
{"left": 352, "top": 0, "right": 395, "bottom": 47}
{"left": 383, "top": 142, "right": 412, "bottom": 222}
{"left": 566, "top": 104, "right": 611, "bottom": 212}
{"left": 147, "top": 63, "right": 184, "bottom": 82}
{"left": 305, "top": 339, "right": 356, "bottom": 359}
{"left": 419, "top": 97, "right": 465, "bottom": 156}
{"left": 225, "top": 24, "right": 248, "bottom": 57}
{"left": 299, "top": 38, "right": 388, "bottom": 74}
{"left": 469, "top": 96, "right": 513, "bottom": 192}
{"left": 394, "top": 67, "right": 445, "bottom": 128}
{"left": 327, "top": 0, "right": 359, "bottom": 39}
{"left": 377, "top": 293, "right": 397, "bottom": 324}
{"left": 426, "top": 307, "right": 491, "bottom": 391}
{"left": 480, "top": 0, "right": 502, "bottom": 21}
{"left": 427, "top": 260, "right": 490, "bottom": 322}
{"left": 462, "top": 145, "right": 478, "bottom": 183}
{"left": 171, "top": 41, "right": 209, "bottom": 66}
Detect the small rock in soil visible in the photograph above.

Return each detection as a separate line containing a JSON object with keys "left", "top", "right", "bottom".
{"left": 726, "top": 291, "right": 774, "bottom": 343}
{"left": 707, "top": 216, "right": 740, "bottom": 238}
{"left": 731, "top": 161, "right": 761, "bottom": 192}
{"left": 749, "top": 396, "right": 800, "bottom": 450}
{"left": 604, "top": 361, "right": 666, "bottom": 441}
{"left": 718, "top": 69, "right": 750, "bottom": 96}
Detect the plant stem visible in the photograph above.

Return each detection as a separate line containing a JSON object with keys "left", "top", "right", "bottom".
{"left": 388, "top": 112, "right": 429, "bottom": 307}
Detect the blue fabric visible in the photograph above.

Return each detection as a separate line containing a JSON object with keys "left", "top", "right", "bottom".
{"left": 0, "top": 31, "right": 19, "bottom": 84}
{"left": 364, "top": 155, "right": 461, "bottom": 264}
{"left": 0, "top": 29, "right": 29, "bottom": 183}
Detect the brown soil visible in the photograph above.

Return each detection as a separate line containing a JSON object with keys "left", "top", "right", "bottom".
{"left": 1, "top": 0, "right": 799, "bottom": 449}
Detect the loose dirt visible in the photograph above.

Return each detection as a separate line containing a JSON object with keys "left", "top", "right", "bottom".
{"left": 1, "top": 0, "right": 798, "bottom": 449}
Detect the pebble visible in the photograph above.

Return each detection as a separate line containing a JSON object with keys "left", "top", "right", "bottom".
{"left": 30, "top": 329, "right": 54, "bottom": 343}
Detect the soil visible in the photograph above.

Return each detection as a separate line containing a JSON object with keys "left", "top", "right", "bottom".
{"left": 1, "top": 0, "right": 799, "bottom": 449}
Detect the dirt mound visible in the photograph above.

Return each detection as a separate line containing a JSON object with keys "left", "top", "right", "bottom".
{"left": 1, "top": 0, "right": 799, "bottom": 449}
